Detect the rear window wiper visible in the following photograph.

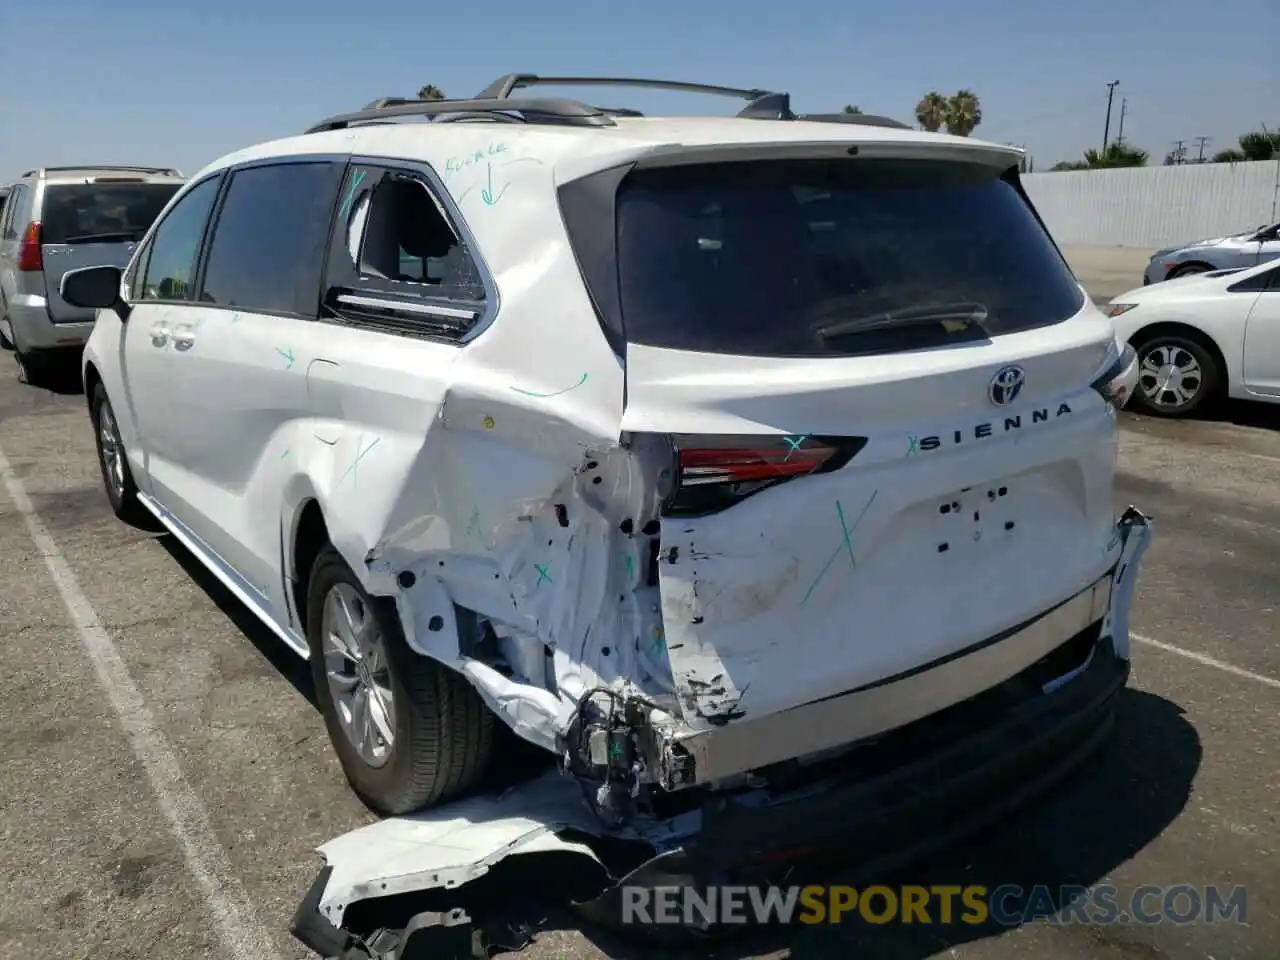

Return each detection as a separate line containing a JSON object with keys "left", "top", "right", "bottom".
{"left": 61, "top": 231, "right": 141, "bottom": 244}
{"left": 815, "top": 301, "right": 989, "bottom": 340}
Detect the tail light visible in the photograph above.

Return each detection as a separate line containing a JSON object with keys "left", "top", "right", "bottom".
{"left": 1091, "top": 341, "right": 1139, "bottom": 409}
{"left": 17, "top": 222, "right": 43, "bottom": 272}
{"left": 661, "top": 433, "right": 867, "bottom": 517}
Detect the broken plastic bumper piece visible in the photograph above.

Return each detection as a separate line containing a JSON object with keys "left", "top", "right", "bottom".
{"left": 291, "top": 507, "right": 1152, "bottom": 958}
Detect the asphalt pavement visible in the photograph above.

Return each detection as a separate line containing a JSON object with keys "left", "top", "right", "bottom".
{"left": 0, "top": 279, "right": 1276, "bottom": 960}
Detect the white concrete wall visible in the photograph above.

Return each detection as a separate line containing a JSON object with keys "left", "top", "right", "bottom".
{"left": 1023, "top": 161, "right": 1280, "bottom": 249}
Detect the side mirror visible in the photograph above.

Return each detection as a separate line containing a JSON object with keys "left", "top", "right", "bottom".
{"left": 60, "top": 265, "right": 125, "bottom": 312}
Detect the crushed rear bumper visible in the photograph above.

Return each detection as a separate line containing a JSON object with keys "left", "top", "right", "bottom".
{"left": 291, "top": 507, "right": 1151, "bottom": 958}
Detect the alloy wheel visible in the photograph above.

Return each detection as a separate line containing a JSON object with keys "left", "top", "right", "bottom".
{"left": 320, "top": 583, "right": 396, "bottom": 768}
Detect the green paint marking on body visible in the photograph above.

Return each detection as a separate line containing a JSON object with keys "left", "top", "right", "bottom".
{"left": 510, "top": 372, "right": 588, "bottom": 398}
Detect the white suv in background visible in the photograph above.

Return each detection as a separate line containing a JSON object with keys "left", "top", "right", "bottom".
{"left": 64, "top": 75, "right": 1150, "bottom": 951}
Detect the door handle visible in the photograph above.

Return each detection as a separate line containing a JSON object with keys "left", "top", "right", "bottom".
{"left": 149, "top": 323, "right": 169, "bottom": 347}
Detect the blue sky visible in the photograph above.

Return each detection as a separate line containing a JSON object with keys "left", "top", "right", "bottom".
{"left": 0, "top": 0, "right": 1274, "bottom": 182}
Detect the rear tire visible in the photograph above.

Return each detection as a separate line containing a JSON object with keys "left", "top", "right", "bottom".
{"left": 305, "top": 546, "right": 494, "bottom": 815}
{"left": 90, "top": 381, "right": 156, "bottom": 528}
{"left": 1130, "top": 333, "right": 1220, "bottom": 418}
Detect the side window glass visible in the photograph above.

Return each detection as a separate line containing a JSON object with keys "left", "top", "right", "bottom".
{"left": 200, "top": 161, "right": 343, "bottom": 317}
{"left": 139, "top": 177, "right": 220, "bottom": 301}
{"left": 2, "top": 187, "right": 24, "bottom": 239}
{"left": 123, "top": 238, "right": 151, "bottom": 300}
{"left": 352, "top": 172, "right": 485, "bottom": 301}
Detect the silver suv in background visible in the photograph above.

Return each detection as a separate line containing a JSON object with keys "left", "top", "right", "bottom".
{"left": 0, "top": 166, "right": 184, "bottom": 384}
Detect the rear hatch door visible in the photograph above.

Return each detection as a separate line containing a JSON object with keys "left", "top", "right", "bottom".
{"left": 40, "top": 179, "right": 181, "bottom": 323}
{"left": 611, "top": 153, "right": 1120, "bottom": 727}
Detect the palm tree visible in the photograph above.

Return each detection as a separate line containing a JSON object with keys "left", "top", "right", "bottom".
{"left": 842, "top": 104, "right": 863, "bottom": 115}
{"left": 944, "top": 90, "right": 982, "bottom": 137}
{"left": 915, "top": 92, "right": 948, "bottom": 132}
{"left": 417, "top": 84, "right": 446, "bottom": 101}
{"left": 1082, "top": 142, "right": 1149, "bottom": 168}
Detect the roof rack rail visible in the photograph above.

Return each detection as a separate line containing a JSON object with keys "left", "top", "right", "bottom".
{"left": 305, "top": 96, "right": 618, "bottom": 134}
{"left": 21, "top": 164, "right": 182, "bottom": 178}
{"left": 797, "top": 113, "right": 913, "bottom": 130}
{"left": 474, "top": 73, "right": 796, "bottom": 120}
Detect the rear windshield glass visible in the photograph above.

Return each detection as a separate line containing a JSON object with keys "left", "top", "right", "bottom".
{"left": 41, "top": 183, "right": 182, "bottom": 245}
{"left": 615, "top": 158, "right": 1085, "bottom": 357}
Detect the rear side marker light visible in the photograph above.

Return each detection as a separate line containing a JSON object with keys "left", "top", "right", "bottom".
{"left": 1091, "top": 342, "right": 1139, "bottom": 409}
{"left": 663, "top": 433, "right": 867, "bottom": 517}
{"left": 17, "top": 222, "right": 43, "bottom": 272}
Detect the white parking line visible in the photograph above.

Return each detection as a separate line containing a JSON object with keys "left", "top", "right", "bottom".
{"left": 0, "top": 442, "right": 284, "bottom": 960}
{"left": 1133, "top": 632, "right": 1280, "bottom": 690}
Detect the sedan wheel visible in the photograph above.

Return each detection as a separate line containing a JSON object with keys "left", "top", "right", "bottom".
{"left": 1132, "top": 336, "right": 1220, "bottom": 417}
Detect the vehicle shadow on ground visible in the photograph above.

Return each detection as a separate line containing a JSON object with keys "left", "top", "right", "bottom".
{"left": 155, "top": 534, "right": 318, "bottom": 706}
{"left": 1208, "top": 398, "right": 1280, "bottom": 433}
{"left": 506, "top": 689, "right": 1201, "bottom": 959}
{"left": 10, "top": 351, "right": 87, "bottom": 396}
{"left": 153, "top": 528, "right": 558, "bottom": 789}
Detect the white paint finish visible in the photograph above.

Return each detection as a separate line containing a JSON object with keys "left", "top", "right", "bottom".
{"left": 1132, "top": 634, "right": 1280, "bottom": 690}
{"left": 1024, "top": 161, "right": 1280, "bottom": 249}
{"left": 1241, "top": 285, "right": 1280, "bottom": 396}
{"left": 1107, "top": 258, "right": 1280, "bottom": 403}
{"left": 0, "top": 442, "right": 283, "bottom": 960}
{"left": 623, "top": 306, "right": 1124, "bottom": 726}
{"left": 679, "top": 573, "right": 1121, "bottom": 783}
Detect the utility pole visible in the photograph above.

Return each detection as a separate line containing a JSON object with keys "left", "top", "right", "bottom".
{"left": 1193, "top": 136, "right": 1210, "bottom": 162}
{"left": 1116, "top": 98, "right": 1127, "bottom": 144}
{"left": 1103, "top": 80, "right": 1120, "bottom": 150}
{"left": 1171, "top": 139, "right": 1186, "bottom": 165}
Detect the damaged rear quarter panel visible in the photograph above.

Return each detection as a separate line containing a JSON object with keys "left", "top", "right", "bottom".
{"left": 282, "top": 130, "right": 675, "bottom": 749}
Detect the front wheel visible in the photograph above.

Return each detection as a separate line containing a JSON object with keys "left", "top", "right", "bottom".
{"left": 305, "top": 547, "right": 494, "bottom": 815}
{"left": 1131, "top": 334, "right": 1220, "bottom": 417}
{"left": 90, "top": 382, "right": 156, "bottom": 528}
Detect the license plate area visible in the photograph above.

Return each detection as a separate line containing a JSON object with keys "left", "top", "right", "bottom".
{"left": 935, "top": 481, "right": 1020, "bottom": 556}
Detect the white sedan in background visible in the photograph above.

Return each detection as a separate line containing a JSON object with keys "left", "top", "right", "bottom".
{"left": 1106, "top": 257, "right": 1280, "bottom": 417}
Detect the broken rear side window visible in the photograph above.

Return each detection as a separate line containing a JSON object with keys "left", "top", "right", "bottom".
{"left": 41, "top": 183, "right": 181, "bottom": 245}
{"left": 614, "top": 158, "right": 1085, "bottom": 357}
